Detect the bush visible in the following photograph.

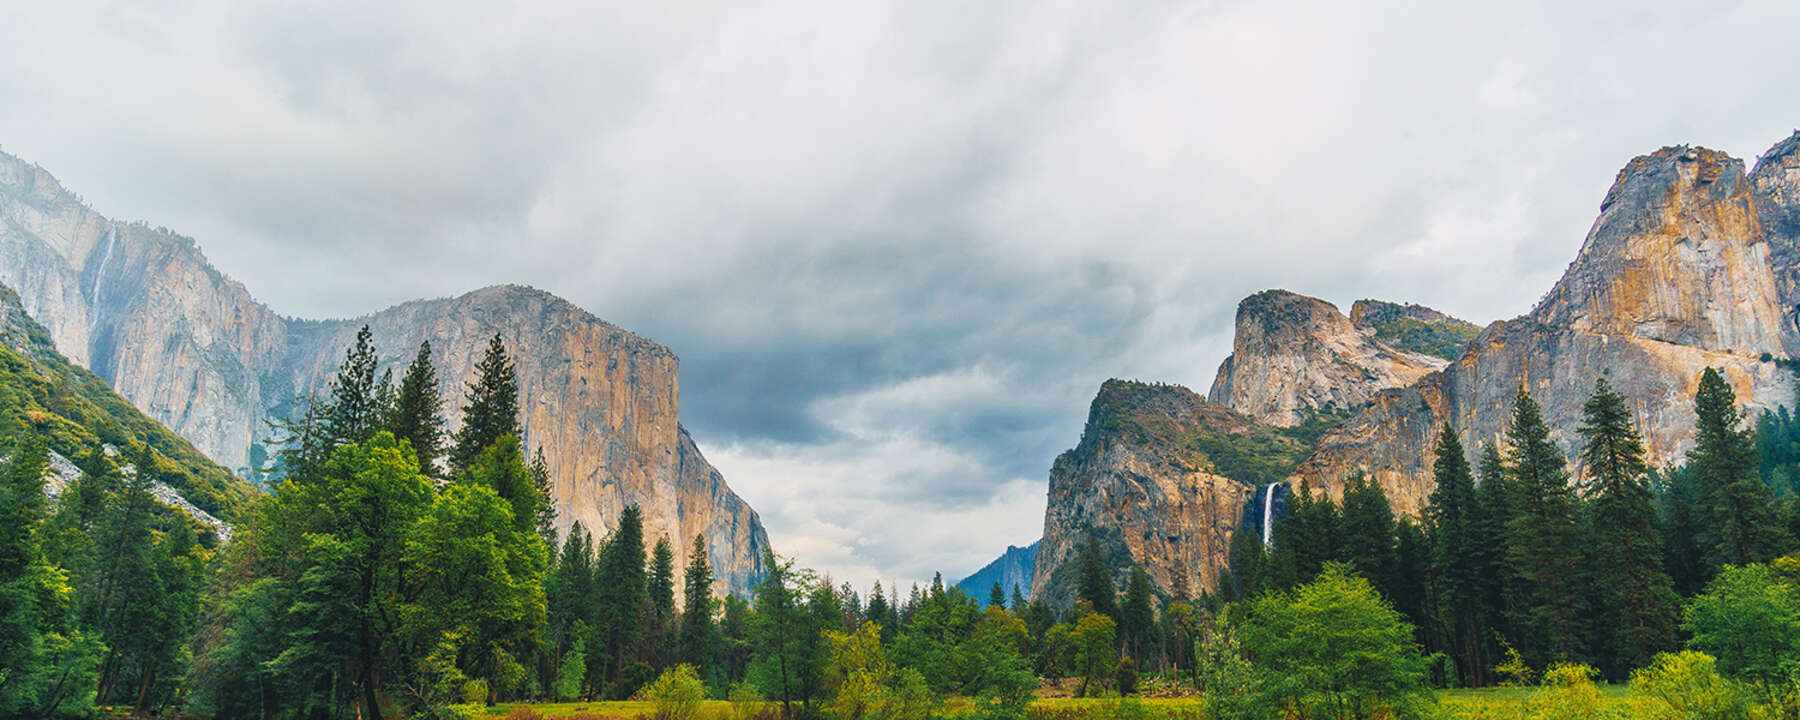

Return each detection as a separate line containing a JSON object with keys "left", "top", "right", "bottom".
{"left": 638, "top": 664, "right": 707, "bottom": 720}
{"left": 1242, "top": 564, "right": 1433, "bottom": 719}
{"left": 727, "top": 681, "right": 770, "bottom": 720}
{"left": 1629, "top": 651, "right": 1752, "bottom": 720}
{"left": 1525, "top": 663, "right": 1607, "bottom": 720}
{"left": 1682, "top": 563, "right": 1800, "bottom": 687}
{"left": 1113, "top": 657, "right": 1138, "bottom": 697}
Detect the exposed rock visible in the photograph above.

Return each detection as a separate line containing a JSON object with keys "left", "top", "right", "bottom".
{"left": 1031, "top": 380, "right": 1276, "bottom": 605}
{"left": 1349, "top": 300, "right": 1482, "bottom": 361}
{"left": 1298, "top": 144, "right": 1798, "bottom": 512}
{"left": 0, "top": 150, "right": 768, "bottom": 596}
{"left": 956, "top": 540, "right": 1039, "bottom": 601}
{"left": 1208, "top": 290, "right": 1447, "bottom": 426}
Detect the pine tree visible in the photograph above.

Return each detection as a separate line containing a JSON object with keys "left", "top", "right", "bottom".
{"left": 1425, "top": 425, "right": 1486, "bottom": 686}
{"left": 1502, "top": 388, "right": 1583, "bottom": 665}
{"left": 388, "top": 341, "right": 446, "bottom": 477}
{"left": 450, "top": 333, "right": 521, "bottom": 476}
{"left": 679, "top": 535, "right": 716, "bottom": 671}
{"left": 1272, "top": 480, "right": 1338, "bottom": 587}
{"left": 545, "top": 523, "right": 597, "bottom": 697}
{"left": 1076, "top": 535, "right": 1119, "bottom": 619}
{"left": 864, "top": 581, "right": 894, "bottom": 642}
{"left": 529, "top": 447, "right": 557, "bottom": 543}
{"left": 989, "top": 582, "right": 1007, "bottom": 608}
{"left": 1119, "top": 567, "right": 1156, "bottom": 663}
{"left": 595, "top": 505, "right": 647, "bottom": 685}
{"left": 648, "top": 536, "right": 676, "bottom": 666}
{"left": 1338, "top": 472, "right": 1400, "bottom": 600}
{"left": 1689, "top": 367, "right": 1788, "bottom": 572}
{"left": 1575, "top": 378, "right": 1676, "bottom": 679}
{"left": 322, "top": 325, "right": 383, "bottom": 447}
{"left": 1473, "top": 442, "right": 1519, "bottom": 658}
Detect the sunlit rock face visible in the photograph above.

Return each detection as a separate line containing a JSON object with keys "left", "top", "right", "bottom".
{"left": 1299, "top": 142, "right": 1800, "bottom": 512}
{"left": 0, "top": 150, "right": 768, "bottom": 596}
{"left": 1208, "top": 290, "right": 1449, "bottom": 427}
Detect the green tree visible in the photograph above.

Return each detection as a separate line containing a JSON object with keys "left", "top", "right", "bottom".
{"left": 0, "top": 432, "right": 87, "bottom": 717}
{"left": 1071, "top": 611, "right": 1117, "bottom": 698}
{"left": 450, "top": 333, "right": 521, "bottom": 476}
{"left": 1681, "top": 563, "right": 1800, "bottom": 688}
{"left": 1576, "top": 378, "right": 1677, "bottom": 679}
{"left": 678, "top": 535, "right": 716, "bottom": 673}
{"left": 1076, "top": 535, "right": 1119, "bottom": 619}
{"left": 748, "top": 552, "right": 823, "bottom": 717}
{"left": 387, "top": 341, "right": 447, "bottom": 478}
{"left": 1425, "top": 425, "right": 1486, "bottom": 685}
{"left": 545, "top": 523, "right": 597, "bottom": 697}
{"left": 1243, "top": 563, "right": 1433, "bottom": 719}
{"left": 1502, "top": 389, "right": 1584, "bottom": 666}
{"left": 1119, "top": 566, "right": 1156, "bottom": 664}
{"left": 595, "top": 505, "right": 648, "bottom": 692}
{"left": 1338, "top": 472, "right": 1400, "bottom": 600}
{"left": 322, "top": 325, "right": 384, "bottom": 448}
{"left": 1272, "top": 480, "right": 1339, "bottom": 588}
{"left": 647, "top": 535, "right": 677, "bottom": 667}
{"left": 1689, "top": 368, "right": 1789, "bottom": 572}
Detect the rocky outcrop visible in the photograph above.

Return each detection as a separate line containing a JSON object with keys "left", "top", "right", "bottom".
{"left": 956, "top": 540, "right": 1039, "bottom": 601}
{"left": 1349, "top": 300, "right": 1482, "bottom": 361}
{"left": 1298, "top": 142, "right": 1799, "bottom": 512}
{"left": 1032, "top": 380, "right": 1286, "bottom": 605}
{"left": 1208, "top": 290, "right": 1448, "bottom": 427}
{"left": 0, "top": 150, "right": 768, "bottom": 596}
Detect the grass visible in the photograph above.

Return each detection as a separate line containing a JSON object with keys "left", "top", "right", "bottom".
{"left": 488, "top": 685, "right": 1657, "bottom": 719}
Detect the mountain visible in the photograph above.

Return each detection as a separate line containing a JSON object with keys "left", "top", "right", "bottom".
{"left": 0, "top": 150, "right": 769, "bottom": 596}
{"left": 955, "top": 540, "right": 1039, "bottom": 602}
{"left": 0, "top": 280, "right": 251, "bottom": 538}
{"left": 1032, "top": 132, "right": 1800, "bottom": 602}
{"left": 1207, "top": 290, "right": 1452, "bottom": 427}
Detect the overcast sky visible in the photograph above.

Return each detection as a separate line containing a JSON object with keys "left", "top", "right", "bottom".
{"left": 3, "top": 0, "right": 1798, "bottom": 591}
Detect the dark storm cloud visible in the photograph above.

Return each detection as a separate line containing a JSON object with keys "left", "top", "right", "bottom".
{"left": 3, "top": 0, "right": 1799, "bottom": 586}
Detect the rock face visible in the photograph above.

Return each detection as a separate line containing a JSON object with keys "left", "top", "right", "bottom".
{"left": 955, "top": 540, "right": 1039, "bottom": 601}
{"left": 1208, "top": 290, "right": 1449, "bottom": 426}
{"left": 1297, "top": 142, "right": 1800, "bottom": 513}
{"left": 1349, "top": 300, "right": 1482, "bottom": 361}
{"left": 1030, "top": 380, "right": 1277, "bottom": 605}
{"left": 0, "top": 150, "right": 768, "bottom": 596}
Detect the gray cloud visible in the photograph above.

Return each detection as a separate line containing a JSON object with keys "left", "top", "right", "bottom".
{"left": 3, "top": 0, "right": 1798, "bottom": 588}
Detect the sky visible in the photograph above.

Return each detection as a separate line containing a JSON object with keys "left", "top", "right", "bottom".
{"left": 2, "top": 0, "right": 1798, "bottom": 591}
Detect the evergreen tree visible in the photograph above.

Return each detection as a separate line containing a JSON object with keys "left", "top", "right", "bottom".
{"left": 464, "top": 435, "right": 544, "bottom": 536}
{"left": 1689, "top": 367, "right": 1788, "bottom": 571}
{"left": 648, "top": 536, "right": 677, "bottom": 667}
{"left": 0, "top": 432, "right": 83, "bottom": 717}
{"left": 1502, "top": 388, "right": 1584, "bottom": 665}
{"left": 1473, "top": 442, "right": 1519, "bottom": 657}
{"left": 595, "top": 505, "right": 647, "bottom": 689}
{"left": 679, "top": 535, "right": 716, "bottom": 672}
{"left": 749, "top": 552, "right": 820, "bottom": 717}
{"left": 1271, "top": 480, "right": 1338, "bottom": 588}
{"left": 1076, "top": 535, "right": 1119, "bottom": 619}
{"left": 989, "top": 582, "right": 1006, "bottom": 608}
{"left": 545, "top": 523, "right": 597, "bottom": 697}
{"left": 1338, "top": 472, "right": 1400, "bottom": 600}
{"left": 1425, "top": 425, "right": 1486, "bottom": 686}
{"left": 387, "top": 341, "right": 446, "bottom": 477}
{"left": 322, "top": 325, "right": 383, "bottom": 447}
{"left": 864, "top": 581, "right": 894, "bottom": 642}
{"left": 1119, "top": 567, "right": 1156, "bottom": 663}
{"left": 529, "top": 447, "right": 557, "bottom": 543}
{"left": 450, "top": 333, "right": 521, "bottom": 476}
{"left": 1576, "top": 378, "right": 1677, "bottom": 679}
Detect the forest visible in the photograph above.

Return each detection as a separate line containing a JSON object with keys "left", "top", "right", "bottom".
{"left": 4, "top": 328, "right": 1800, "bottom": 720}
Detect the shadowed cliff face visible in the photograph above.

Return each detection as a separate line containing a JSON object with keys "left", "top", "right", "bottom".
{"left": 1208, "top": 290, "right": 1449, "bottom": 427}
{"left": 1298, "top": 142, "right": 1800, "bottom": 511}
{"left": 0, "top": 151, "right": 768, "bottom": 596}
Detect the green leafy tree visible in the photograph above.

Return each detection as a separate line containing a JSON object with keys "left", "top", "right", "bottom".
{"left": 1681, "top": 563, "right": 1800, "bottom": 688}
{"left": 748, "top": 552, "right": 824, "bottom": 717}
{"left": 0, "top": 432, "right": 87, "bottom": 717}
{"left": 1576, "top": 378, "right": 1677, "bottom": 679}
{"left": 1071, "top": 610, "right": 1117, "bottom": 698}
{"left": 1243, "top": 563, "right": 1433, "bottom": 719}
{"left": 450, "top": 333, "right": 521, "bottom": 477}
{"left": 388, "top": 340, "right": 447, "bottom": 477}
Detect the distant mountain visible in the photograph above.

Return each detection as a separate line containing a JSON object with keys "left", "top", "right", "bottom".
{"left": 0, "top": 280, "right": 251, "bottom": 537}
{"left": 1033, "top": 132, "right": 1800, "bottom": 603}
{"left": 956, "top": 541, "right": 1039, "bottom": 602}
{"left": 0, "top": 150, "right": 769, "bottom": 596}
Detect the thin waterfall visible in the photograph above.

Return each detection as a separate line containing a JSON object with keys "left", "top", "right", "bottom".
{"left": 89, "top": 227, "right": 117, "bottom": 306}
{"left": 1261, "top": 483, "right": 1275, "bottom": 548}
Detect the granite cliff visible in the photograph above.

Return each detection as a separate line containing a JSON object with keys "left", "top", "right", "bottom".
{"left": 0, "top": 150, "right": 768, "bottom": 596}
{"left": 1208, "top": 290, "right": 1455, "bottom": 426}
{"left": 1032, "top": 133, "right": 1800, "bottom": 602}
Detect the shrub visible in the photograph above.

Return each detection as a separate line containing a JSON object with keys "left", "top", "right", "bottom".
{"left": 1113, "top": 657, "right": 1138, "bottom": 697}
{"left": 1629, "top": 651, "right": 1751, "bottom": 720}
{"left": 727, "top": 681, "right": 770, "bottom": 720}
{"left": 638, "top": 664, "right": 707, "bottom": 720}
{"left": 1682, "top": 563, "right": 1800, "bottom": 687}
{"left": 1525, "top": 663, "right": 1607, "bottom": 720}
{"left": 1242, "top": 564, "right": 1433, "bottom": 719}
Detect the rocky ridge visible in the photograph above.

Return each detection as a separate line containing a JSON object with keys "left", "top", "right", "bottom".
{"left": 0, "top": 150, "right": 768, "bottom": 596}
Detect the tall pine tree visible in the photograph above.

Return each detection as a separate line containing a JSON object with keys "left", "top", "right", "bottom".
{"left": 679, "top": 535, "right": 716, "bottom": 671}
{"left": 1501, "top": 389, "right": 1584, "bottom": 666}
{"left": 387, "top": 340, "right": 446, "bottom": 477}
{"left": 451, "top": 333, "right": 521, "bottom": 476}
{"left": 1688, "top": 367, "right": 1788, "bottom": 572}
{"left": 1425, "top": 425, "right": 1486, "bottom": 686}
{"left": 1575, "top": 378, "right": 1676, "bottom": 680}
{"left": 1076, "top": 535, "right": 1119, "bottom": 619}
{"left": 322, "top": 325, "right": 383, "bottom": 447}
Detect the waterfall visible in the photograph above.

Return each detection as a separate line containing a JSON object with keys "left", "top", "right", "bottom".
{"left": 89, "top": 227, "right": 117, "bottom": 306}
{"left": 1261, "top": 483, "right": 1276, "bottom": 548}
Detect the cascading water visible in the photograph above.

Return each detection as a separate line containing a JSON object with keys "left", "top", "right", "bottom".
{"left": 89, "top": 227, "right": 117, "bottom": 306}
{"left": 1261, "top": 483, "right": 1275, "bottom": 548}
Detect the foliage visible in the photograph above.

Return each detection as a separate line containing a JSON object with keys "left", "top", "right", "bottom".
{"left": 1521, "top": 663, "right": 1611, "bottom": 720}
{"left": 1680, "top": 563, "right": 1800, "bottom": 687}
{"left": 1629, "top": 651, "right": 1753, "bottom": 720}
{"left": 638, "top": 664, "right": 706, "bottom": 720}
{"left": 1243, "top": 563, "right": 1434, "bottom": 719}
{"left": 1070, "top": 611, "right": 1117, "bottom": 699}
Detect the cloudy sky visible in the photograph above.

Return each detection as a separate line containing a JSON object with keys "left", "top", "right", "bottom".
{"left": 2, "top": 0, "right": 1798, "bottom": 590}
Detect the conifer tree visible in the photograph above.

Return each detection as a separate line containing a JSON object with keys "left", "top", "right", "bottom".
{"left": 545, "top": 523, "right": 597, "bottom": 696}
{"left": 864, "top": 580, "right": 894, "bottom": 642}
{"left": 450, "top": 333, "right": 521, "bottom": 476}
{"left": 648, "top": 536, "right": 676, "bottom": 666}
{"left": 679, "top": 535, "right": 716, "bottom": 671}
{"left": 1473, "top": 442, "right": 1518, "bottom": 655}
{"left": 1502, "top": 389, "right": 1583, "bottom": 665}
{"left": 322, "top": 325, "right": 383, "bottom": 447}
{"left": 530, "top": 447, "right": 557, "bottom": 542}
{"left": 990, "top": 582, "right": 1007, "bottom": 608}
{"left": 1119, "top": 567, "right": 1156, "bottom": 662}
{"left": 1272, "top": 480, "right": 1338, "bottom": 587}
{"left": 1338, "top": 472, "right": 1400, "bottom": 600}
{"left": 1688, "top": 367, "right": 1788, "bottom": 571}
{"left": 1425, "top": 425, "right": 1486, "bottom": 685}
{"left": 595, "top": 505, "right": 647, "bottom": 685}
{"left": 388, "top": 340, "right": 446, "bottom": 477}
{"left": 1076, "top": 535, "right": 1119, "bottom": 619}
{"left": 1576, "top": 378, "right": 1676, "bottom": 679}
